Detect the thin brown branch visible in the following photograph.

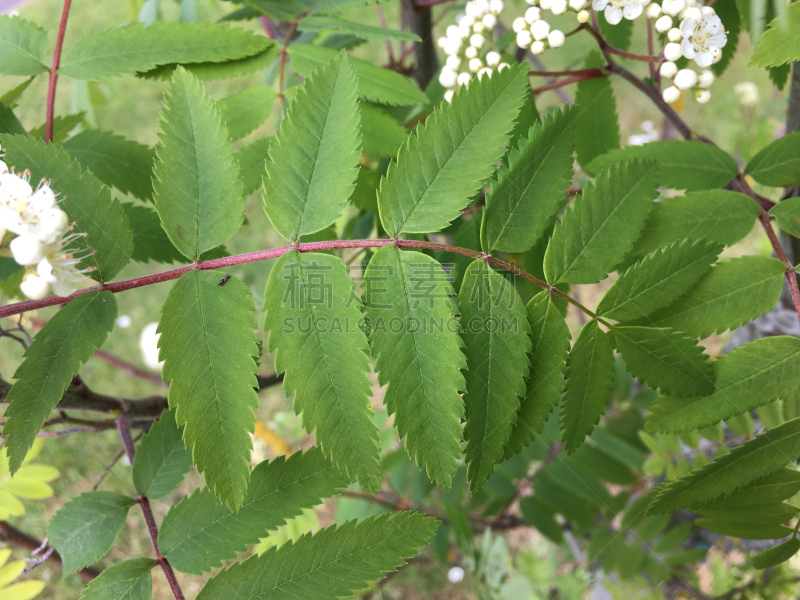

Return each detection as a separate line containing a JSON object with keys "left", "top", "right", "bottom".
{"left": 529, "top": 68, "right": 605, "bottom": 78}
{"left": 93, "top": 350, "right": 166, "bottom": 387}
{"left": 45, "top": 0, "right": 73, "bottom": 143}
{"left": 532, "top": 72, "right": 608, "bottom": 95}
{"left": 0, "top": 521, "right": 100, "bottom": 581}
{"left": 496, "top": 444, "right": 561, "bottom": 519}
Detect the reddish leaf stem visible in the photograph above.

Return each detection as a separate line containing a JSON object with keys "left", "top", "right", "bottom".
{"left": 45, "top": 0, "right": 73, "bottom": 144}
{"left": 278, "top": 9, "right": 309, "bottom": 114}
{"left": 118, "top": 414, "right": 186, "bottom": 600}
{"left": 532, "top": 72, "right": 608, "bottom": 95}
{"left": 529, "top": 68, "right": 605, "bottom": 77}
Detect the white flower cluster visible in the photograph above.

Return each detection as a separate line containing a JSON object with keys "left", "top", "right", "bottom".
{"left": 512, "top": 0, "right": 584, "bottom": 58}
{"left": 437, "top": 0, "right": 510, "bottom": 102}
{"left": 0, "top": 147, "right": 94, "bottom": 300}
{"left": 648, "top": 1, "right": 727, "bottom": 104}
{"left": 627, "top": 120, "right": 660, "bottom": 145}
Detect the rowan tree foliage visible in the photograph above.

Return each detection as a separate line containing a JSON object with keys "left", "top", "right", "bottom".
{"left": 0, "top": 0, "right": 800, "bottom": 598}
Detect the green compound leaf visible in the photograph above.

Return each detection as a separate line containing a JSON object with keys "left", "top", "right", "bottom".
{"left": 750, "top": 2, "right": 800, "bottom": 67}
{"left": 78, "top": 558, "right": 155, "bottom": 600}
{"left": 613, "top": 326, "right": 714, "bottom": 397}
{"left": 63, "top": 129, "right": 155, "bottom": 201}
{"left": 695, "top": 470, "right": 800, "bottom": 509}
{"left": 289, "top": 44, "right": 428, "bottom": 107}
{"left": 630, "top": 190, "right": 760, "bottom": 256}
{"left": 505, "top": 291, "right": 571, "bottom": 459}
{"left": 264, "top": 250, "right": 381, "bottom": 492}
{"left": 47, "top": 492, "right": 135, "bottom": 575}
{"left": 263, "top": 52, "right": 361, "bottom": 241}
{"left": 159, "top": 448, "right": 349, "bottom": 575}
{"left": 575, "top": 51, "right": 620, "bottom": 171}
{"left": 697, "top": 518, "right": 792, "bottom": 540}
{"left": 360, "top": 103, "right": 408, "bottom": 159}
{"left": 560, "top": 320, "right": 615, "bottom": 453}
{"left": 379, "top": 66, "right": 529, "bottom": 237}
{"left": 587, "top": 141, "right": 739, "bottom": 191}
{"left": 152, "top": 67, "right": 244, "bottom": 260}
{"left": 196, "top": 512, "right": 439, "bottom": 600}
{"left": 159, "top": 271, "right": 259, "bottom": 511}
{"left": 458, "top": 260, "right": 531, "bottom": 492}
{"left": 752, "top": 538, "right": 800, "bottom": 569}
{"left": 481, "top": 105, "right": 577, "bottom": 254}
{"left": 363, "top": 245, "right": 465, "bottom": 489}
{"left": 635, "top": 255, "right": 786, "bottom": 338}
{"left": 217, "top": 85, "right": 277, "bottom": 142}
{"left": 711, "top": 0, "right": 740, "bottom": 76}
{"left": 745, "top": 131, "right": 800, "bottom": 187}
{"left": 0, "top": 102, "right": 25, "bottom": 136}
{"left": 0, "top": 16, "right": 47, "bottom": 76}
{"left": 544, "top": 160, "right": 659, "bottom": 285}
{"left": 646, "top": 336, "right": 800, "bottom": 433}
{"left": 122, "top": 204, "right": 185, "bottom": 264}
{"left": 771, "top": 197, "right": 800, "bottom": 238}
{"left": 299, "top": 16, "right": 421, "bottom": 41}
{"left": 647, "top": 418, "right": 800, "bottom": 514}
{"left": 59, "top": 22, "right": 270, "bottom": 79}
{"left": 3, "top": 292, "right": 116, "bottom": 473}
{"left": 132, "top": 408, "right": 192, "bottom": 501}
{"left": 0, "top": 134, "right": 134, "bottom": 283}
{"left": 597, "top": 239, "right": 723, "bottom": 321}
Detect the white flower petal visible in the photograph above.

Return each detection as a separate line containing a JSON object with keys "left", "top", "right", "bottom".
{"left": 623, "top": 3, "right": 643, "bottom": 19}
{"left": 605, "top": 5, "right": 624, "bottom": 24}
{"left": 681, "top": 38, "right": 696, "bottom": 58}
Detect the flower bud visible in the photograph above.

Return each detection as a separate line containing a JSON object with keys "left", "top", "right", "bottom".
{"left": 485, "top": 51, "right": 501, "bottom": 67}
{"left": 662, "top": 0, "right": 685, "bottom": 16}
{"left": 439, "top": 67, "right": 458, "bottom": 88}
{"left": 446, "top": 25, "right": 461, "bottom": 39}
{"left": 694, "top": 88, "right": 711, "bottom": 103}
{"left": 655, "top": 15, "right": 673, "bottom": 32}
{"left": 664, "top": 42, "right": 683, "bottom": 61}
{"left": 531, "top": 40, "right": 546, "bottom": 54}
{"left": 531, "top": 19, "right": 550, "bottom": 40}
{"left": 577, "top": 9, "right": 590, "bottom": 22}
{"left": 525, "top": 7, "right": 541, "bottom": 23}
{"left": 443, "top": 38, "right": 462, "bottom": 56}
{"left": 465, "top": 45, "right": 479, "bottom": 58}
{"left": 482, "top": 13, "right": 498, "bottom": 29}
{"left": 548, "top": 30, "right": 565, "bottom": 48}
{"left": 457, "top": 72, "right": 472, "bottom": 87}
{"left": 674, "top": 68, "right": 698, "bottom": 90}
{"left": 667, "top": 27, "right": 681, "bottom": 42}
{"left": 472, "top": 21, "right": 485, "bottom": 33}
{"left": 20, "top": 273, "right": 49, "bottom": 300}
{"left": 682, "top": 6, "right": 702, "bottom": 20}
{"left": 444, "top": 90, "right": 455, "bottom": 103}
{"left": 498, "top": 62, "right": 510, "bottom": 70}
{"left": 646, "top": 3, "right": 661, "bottom": 18}
{"left": 659, "top": 61, "right": 678, "bottom": 78}
{"left": 446, "top": 54, "right": 461, "bottom": 70}
{"left": 662, "top": 86, "right": 681, "bottom": 104}
{"left": 512, "top": 17, "right": 527, "bottom": 32}
{"left": 698, "top": 70, "right": 714, "bottom": 88}
{"left": 570, "top": 0, "right": 588, "bottom": 9}
{"left": 516, "top": 29, "right": 533, "bottom": 48}
{"left": 469, "top": 57, "right": 483, "bottom": 72}
{"left": 551, "top": 0, "right": 568, "bottom": 14}
{"left": 477, "top": 67, "right": 492, "bottom": 80}
{"left": 490, "top": 0, "right": 505, "bottom": 13}
{"left": 540, "top": 0, "right": 552, "bottom": 9}
{"left": 470, "top": 33, "right": 485, "bottom": 48}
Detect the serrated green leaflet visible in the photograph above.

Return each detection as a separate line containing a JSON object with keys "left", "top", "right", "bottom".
{"left": 159, "top": 448, "right": 348, "bottom": 574}
{"left": 264, "top": 250, "right": 381, "bottom": 492}
{"left": 712, "top": 0, "right": 740, "bottom": 76}
{"left": 695, "top": 470, "right": 800, "bottom": 509}
{"left": 263, "top": 53, "right": 361, "bottom": 241}
{"left": 481, "top": 105, "right": 577, "bottom": 254}
{"left": 379, "top": 66, "right": 528, "bottom": 236}
{"left": 363, "top": 246, "right": 465, "bottom": 488}
{"left": 587, "top": 141, "right": 739, "bottom": 191}
{"left": 520, "top": 496, "right": 564, "bottom": 543}
{"left": 3, "top": 292, "right": 116, "bottom": 474}
{"left": 647, "top": 418, "right": 800, "bottom": 514}
{"left": 152, "top": 68, "right": 244, "bottom": 260}
{"left": 196, "top": 512, "right": 438, "bottom": 600}
{"left": 560, "top": 320, "right": 615, "bottom": 453}
{"left": 0, "top": 102, "right": 25, "bottom": 135}
{"left": 47, "top": 492, "right": 134, "bottom": 575}
{"left": 544, "top": 160, "right": 659, "bottom": 285}
{"left": 217, "top": 85, "right": 277, "bottom": 142}
{"left": 132, "top": 409, "right": 192, "bottom": 500}
{"left": 752, "top": 538, "right": 800, "bottom": 569}
{"left": 698, "top": 503, "right": 800, "bottom": 526}
{"left": 0, "top": 16, "right": 48, "bottom": 76}
{"left": 236, "top": 137, "right": 272, "bottom": 197}
{"left": 78, "top": 558, "right": 154, "bottom": 600}
{"left": 289, "top": 44, "right": 428, "bottom": 106}
{"left": 159, "top": 271, "right": 259, "bottom": 511}
{"left": 505, "top": 291, "right": 571, "bottom": 459}
{"left": 459, "top": 260, "right": 531, "bottom": 491}
{"left": 0, "top": 134, "right": 134, "bottom": 282}
{"left": 63, "top": 130, "right": 155, "bottom": 201}
{"left": 613, "top": 326, "right": 714, "bottom": 397}
{"left": 745, "top": 131, "right": 800, "bottom": 187}
{"left": 299, "top": 16, "right": 420, "bottom": 41}
{"left": 597, "top": 239, "right": 723, "bottom": 321}
{"left": 630, "top": 190, "right": 760, "bottom": 256}
{"left": 58, "top": 22, "right": 270, "bottom": 79}
{"left": 646, "top": 336, "right": 800, "bottom": 432}
{"left": 122, "top": 204, "right": 185, "bottom": 264}
{"left": 771, "top": 197, "right": 800, "bottom": 238}
{"left": 750, "top": 2, "right": 800, "bottom": 67}
{"left": 696, "top": 518, "right": 792, "bottom": 540}
{"left": 636, "top": 256, "right": 786, "bottom": 337}
{"left": 575, "top": 51, "right": 619, "bottom": 171}
{"left": 29, "top": 112, "right": 84, "bottom": 145}
{"left": 137, "top": 43, "right": 280, "bottom": 81}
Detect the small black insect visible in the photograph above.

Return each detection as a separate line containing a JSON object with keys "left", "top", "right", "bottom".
{"left": 218, "top": 274, "right": 232, "bottom": 287}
